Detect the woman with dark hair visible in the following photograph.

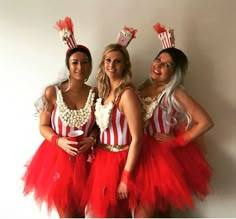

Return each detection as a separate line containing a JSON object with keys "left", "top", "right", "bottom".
{"left": 134, "top": 46, "right": 214, "bottom": 217}
{"left": 22, "top": 17, "right": 98, "bottom": 218}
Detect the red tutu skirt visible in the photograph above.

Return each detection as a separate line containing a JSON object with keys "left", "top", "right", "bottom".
{"left": 172, "top": 141, "right": 213, "bottom": 200}
{"left": 134, "top": 134, "right": 194, "bottom": 212}
{"left": 173, "top": 122, "right": 213, "bottom": 200}
{"left": 81, "top": 146, "right": 137, "bottom": 218}
{"left": 22, "top": 139, "right": 89, "bottom": 215}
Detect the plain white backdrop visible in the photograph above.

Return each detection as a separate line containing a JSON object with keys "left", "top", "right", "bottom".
{"left": 0, "top": 0, "right": 235, "bottom": 218}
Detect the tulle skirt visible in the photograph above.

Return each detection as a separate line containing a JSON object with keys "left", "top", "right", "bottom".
{"left": 173, "top": 122, "right": 213, "bottom": 200}
{"left": 22, "top": 139, "right": 89, "bottom": 215}
{"left": 172, "top": 141, "right": 213, "bottom": 200}
{"left": 81, "top": 146, "right": 137, "bottom": 218}
{"left": 134, "top": 134, "right": 194, "bottom": 212}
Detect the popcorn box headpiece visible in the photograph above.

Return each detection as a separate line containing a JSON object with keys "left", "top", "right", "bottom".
{"left": 116, "top": 26, "right": 138, "bottom": 47}
{"left": 54, "top": 17, "right": 92, "bottom": 67}
{"left": 153, "top": 22, "right": 175, "bottom": 48}
{"left": 55, "top": 16, "right": 77, "bottom": 50}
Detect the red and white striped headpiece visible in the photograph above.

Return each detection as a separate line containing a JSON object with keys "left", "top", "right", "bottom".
{"left": 55, "top": 17, "right": 77, "bottom": 50}
{"left": 153, "top": 22, "right": 175, "bottom": 48}
{"left": 116, "top": 26, "right": 138, "bottom": 48}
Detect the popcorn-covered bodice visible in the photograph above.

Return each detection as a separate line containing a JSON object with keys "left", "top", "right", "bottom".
{"left": 95, "top": 96, "right": 131, "bottom": 145}
{"left": 51, "top": 86, "right": 96, "bottom": 137}
{"left": 141, "top": 90, "right": 178, "bottom": 136}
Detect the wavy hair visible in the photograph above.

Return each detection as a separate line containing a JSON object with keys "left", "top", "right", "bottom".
{"left": 97, "top": 43, "right": 134, "bottom": 99}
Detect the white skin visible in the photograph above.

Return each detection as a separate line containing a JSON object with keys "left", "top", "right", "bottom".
{"left": 141, "top": 52, "right": 214, "bottom": 145}
{"left": 40, "top": 51, "right": 96, "bottom": 156}
{"left": 103, "top": 50, "right": 143, "bottom": 200}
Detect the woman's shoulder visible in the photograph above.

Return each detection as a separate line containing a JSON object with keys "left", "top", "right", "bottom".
{"left": 173, "top": 86, "right": 196, "bottom": 107}
{"left": 174, "top": 86, "right": 189, "bottom": 98}
{"left": 121, "top": 85, "right": 138, "bottom": 96}
{"left": 119, "top": 86, "right": 140, "bottom": 104}
{"left": 44, "top": 85, "right": 57, "bottom": 102}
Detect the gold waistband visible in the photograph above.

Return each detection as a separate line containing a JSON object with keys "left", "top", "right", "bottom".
{"left": 98, "top": 144, "right": 129, "bottom": 152}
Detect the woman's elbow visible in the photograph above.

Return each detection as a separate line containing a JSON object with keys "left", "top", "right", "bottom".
{"left": 204, "top": 117, "right": 214, "bottom": 132}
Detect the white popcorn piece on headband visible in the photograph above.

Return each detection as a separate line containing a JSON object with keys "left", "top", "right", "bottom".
{"left": 55, "top": 16, "right": 77, "bottom": 50}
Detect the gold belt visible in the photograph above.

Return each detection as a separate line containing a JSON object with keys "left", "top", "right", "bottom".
{"left": 98, "top": 144, "right": 129, "bottom": 152}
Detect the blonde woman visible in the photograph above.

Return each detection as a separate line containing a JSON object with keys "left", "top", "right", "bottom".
{"left": 82, "top": 43, "right": 143, "bottom": 218}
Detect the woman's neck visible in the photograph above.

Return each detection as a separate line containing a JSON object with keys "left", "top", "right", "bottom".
{"left": 65, "top": 79, "right": 87, "bottom": 95}
{"left": 152, "top": 81, "right": 166, "bottom": 91}
{"left": 110, "top": 80, "right": 121, "bottom": 92}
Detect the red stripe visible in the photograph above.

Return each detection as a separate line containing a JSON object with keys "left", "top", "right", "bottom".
{"left": 150, "top": 115, "right": 156, "bottom": 134}
{"left": 66, "top": 125, "right": 70, "bottom": 136}
{"left": 158, "top": 107, "right": 164, "bottom": 133}
{"left": 107, "top": 128, "right": 110, "bottom": 144}
{"left": 58, "top": 115, "right": 63, "bottom": 135}
{"left": 71, "top": 35, "right": 77, "bottom": 48}
{"left": 83, "top": 113, "right": 92, "bottom": 136}
{"left": 68, "top": 37, "right": 77, "bottom": 49}
{"left": 112, "top": 108, "right": 118, "bottom": 145}
{"left": 66, "top": 38, "right": 74, "bottom": 49}
{"left": 120, "top": 111, "right": 125, "bottom": 133}
{"left": 101, "top": 132, "right": 104, "bottom": 143}
{"left": 106, "top": 109, "right": 112, "bottom": 144}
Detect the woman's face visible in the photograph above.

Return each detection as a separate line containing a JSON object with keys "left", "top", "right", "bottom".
{"left": 68, "top": 51, "right": 91, "bottom": 81}
{"left": 150, "top": 52, "right": 175, "bottom": 84}
{"left": 104, "top": 50, "right": 126, "bottom": 81}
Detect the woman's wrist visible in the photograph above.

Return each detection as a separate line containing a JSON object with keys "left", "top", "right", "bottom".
{"left": 51, "top": 134, "right": 60, "bottom": 146}
{"left": 120, "top": 169, "right": 132, "bottom": 185}
{"left": 89, "top": 135, "right": 97, "bottom": 145}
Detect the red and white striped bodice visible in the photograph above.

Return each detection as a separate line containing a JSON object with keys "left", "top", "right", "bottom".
{"left": 51, "top": 86, "right": 96, "bottom": 137}
{"left": 142, "top": 91, "right": 178, "bottom": 136}
{"left": 95, "top": 94, "right": 131, "bottom": 145}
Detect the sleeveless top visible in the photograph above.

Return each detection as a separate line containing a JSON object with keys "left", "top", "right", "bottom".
{"left": 141, "top": 90, "right": 178, "bottom": 136}
{"left": 95, "top": 90, "right": 132, "bottom": 145}
{"left": 51, "top": 86, "right": 96, "bottom": 137}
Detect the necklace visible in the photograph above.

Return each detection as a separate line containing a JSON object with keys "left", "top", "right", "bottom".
{"left": 57, "top": 88, "right": 95, "bottom": 128}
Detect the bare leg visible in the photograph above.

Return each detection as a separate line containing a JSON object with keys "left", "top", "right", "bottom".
{"left": 85, "top": 204, "right": 97, "bottom": 218}
{"left": 134, "top": 204, "right": 155, "bottom": 218}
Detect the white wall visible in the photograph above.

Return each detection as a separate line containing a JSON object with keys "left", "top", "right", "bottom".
{"left": 0, "top": 0, "right": 235, "bottom": 217}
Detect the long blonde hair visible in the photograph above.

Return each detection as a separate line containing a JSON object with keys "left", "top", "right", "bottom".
{"left": 97, "top": 43, "right": 134, "bottom": 99}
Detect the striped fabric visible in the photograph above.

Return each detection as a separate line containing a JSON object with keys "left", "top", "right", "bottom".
{"left": 144, "top": 97, "right": 177, "bottom": 136}
{"left": 98, "top": 95, "right": 131, "bottom": 145}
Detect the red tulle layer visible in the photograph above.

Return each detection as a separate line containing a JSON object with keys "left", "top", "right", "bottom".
{"left": 172, "top": 141, "right": 213, "bottom": 200}
{"left": 81, "top": 147, "right": 137, "bottom": 218}
{"left": 134, "top": 134, "right": 194, "bottom": 212}
{"left": 134, "top": 133, "right": 213, "bottom": 212}
{"left": 22, "top": 139, "right": 89, "bottom": 214}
